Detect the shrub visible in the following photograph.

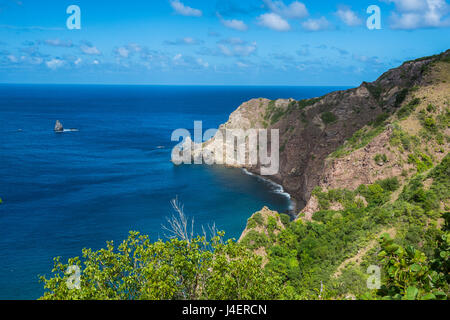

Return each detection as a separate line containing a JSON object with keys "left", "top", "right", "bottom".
{"left": 423, "top": 117, "right": 437, "bottom": 133}
{"left": 321, "top": 111, "right": 337, "bottom": 124}
{"left": 246, "top": 218, "right": 257, "bottom": 229}
{"left": 394, "top": 89, "right": 409, "bottom": 108}
{"left": 373, "top": 113, "right": 390, "bottom": 127}
{"left": 241, "top": 230, "right": 269, "bottom": 250}
{"left": 357, "top": 184, "right": 389, "bottom": 206}
{"left": 390, "top": 127, "right": 414, "bottom": 151}
{"left": 408, "top": 152, "right": 433, "bottom": 173}
{"left": 377, "top": 177, "right": 400, "bottom": 192}
{"left": 367, "top": 84, "right": 383, "bottom": 102}
{"left": 252, "top": 212, "right": 264, "bottom": 226}
{"left": 397, "top": 98, "right": 421, "bottom": 119}
{"left": 426, "top": 104, "right": 436, "bottom": 113}
{"left": 280, "top": 214, "right": 291, "bottom": 227}
{"left": 374, "top": 154, "right": 388, "bottom": 164}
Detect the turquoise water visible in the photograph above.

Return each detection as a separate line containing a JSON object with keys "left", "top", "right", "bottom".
{"left": 0, "top": 85, "right": 343, "bottom": 299}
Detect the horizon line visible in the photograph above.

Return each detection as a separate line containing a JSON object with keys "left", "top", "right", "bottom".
{"left": 0, "top": 82, "right": 355, "bottom": 87}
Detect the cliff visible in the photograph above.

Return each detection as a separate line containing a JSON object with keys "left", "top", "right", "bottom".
{"left": 199, "top": 50, "right": 450, "bottom": 209}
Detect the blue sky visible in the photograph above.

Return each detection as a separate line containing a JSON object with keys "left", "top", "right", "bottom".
{"left": 0, "top": 0, "right": 449, "bottom": 85}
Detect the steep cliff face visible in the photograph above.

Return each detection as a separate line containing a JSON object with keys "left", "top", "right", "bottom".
{"left": 201, "top": 49, "right": 450, "bottom": 208}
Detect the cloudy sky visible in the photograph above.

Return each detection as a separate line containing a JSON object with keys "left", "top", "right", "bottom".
{"left": 0, "top": 0, "right": 449, "bottom": 85}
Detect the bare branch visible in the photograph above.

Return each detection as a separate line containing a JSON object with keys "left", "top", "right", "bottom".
{"left": 162, "top": 196, "right": 195, "bottom": 243}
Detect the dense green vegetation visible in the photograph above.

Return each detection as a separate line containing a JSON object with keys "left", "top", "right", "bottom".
{"left": 265, "top": 154, "right": 449, "bottom": 299}
{"left": 373, "top": 229, "right": 448, "bottom": 300}
{"left": 40, "top": 232, "right": 281, "bottom": 300}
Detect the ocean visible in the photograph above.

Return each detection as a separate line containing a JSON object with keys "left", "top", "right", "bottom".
{"left": 0, "top": 84, "right": 344, "bottom": 299}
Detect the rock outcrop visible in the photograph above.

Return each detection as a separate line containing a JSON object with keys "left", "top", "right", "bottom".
{"left": 54, "top": 120, "right": 64, "bottom": 132}
{"left": 238, "top": 207, "right": 286, "bottom": 266}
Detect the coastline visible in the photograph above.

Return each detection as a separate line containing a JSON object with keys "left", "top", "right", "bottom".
{"left": 241, "top": 168, "right": 299, "bottom": 216}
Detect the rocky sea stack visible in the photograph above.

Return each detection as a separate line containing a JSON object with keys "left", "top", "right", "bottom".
{"left": 54, "top": 120, "right": 63, "bottom": 132}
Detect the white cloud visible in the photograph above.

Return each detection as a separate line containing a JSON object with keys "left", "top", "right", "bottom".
{"left": 386, "top": 0, "right": 428, "bottom": 12}
{"left": 7, "top": 55, "right": 18, "bottom": 63}
{"left": 173, "top": 53, "right": 183, "bottom": 61}
{"left": 117, "top": 47, "right": 130, "bottom": 58}
{"left": 296, "top": 46, "right": 310, "bottom": 56}
{"left": 353, "top": 54, "right": 382, "bottom": 65}
{"left": 336, "top": 7, "right": 363, "bottom": 26}
{"left": 211, "top": 38, "right": 257, "bottom": 57}
{"left": 182, "top": 37, "right": 196, "bottom": 44}
{"left": 219, "top": 16, "right": 248, "bottom": 31}
{"left": 46, "top": 58, "right": 65, "bottom": 70}
{"left": 114, "top": 43, "right": 142, "bottom": 59}
{"left": 170, "top": 0, "right": 202, "bottom": 17}
{"left": 196, "top": 58, "right": 209, "bottom": 68}
{"left": 236, "top": 61, "right": 249, "bottom": 68}
{"left": 385, "top": 0, "right": 450, "bottom": 29}
{"left": 218, "top": 43, "right": 256, "bottom": 57}
{"left": 171, "top": 53, "right": 209, "bottom": 69}
{"left": 164, "top": 37, "right": 204, "bottom": 45}
{"left": 44, "top": 39, "right": 73, "bottom": 48}
{"left": 302, "top": 17, "right": 331, "bottom": 31}
{"left": 258, "top": 13, "right": 291, "bottom": 31}
{"left": 80, "top": 43, "right": 101, "bottom": 55}
{"left": 264, "top": 0, "right": 309, "bottom": 19}
{"left": 220, "top": 38, "right": 245, "bottom": 45}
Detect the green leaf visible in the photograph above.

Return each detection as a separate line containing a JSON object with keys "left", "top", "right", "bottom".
{"left": 392, "top": 294, "right": 403, "bottom": 300}
{"left": 410, "top": 264, "right": 421, "bottom": 272}
{"left": 405, "top": 246, "right": 415, "bottom": 257}
{"left": 433, "top": 291, "right": 447, "bottom": 300}
{"left": 405, "top": 286, "right": 419, "bottom": 300}
{"left": 421, "top": 293, "right": 436, "bottom": 300}
{"left": 386, "top": 244, "right": 399, "bottom": 253}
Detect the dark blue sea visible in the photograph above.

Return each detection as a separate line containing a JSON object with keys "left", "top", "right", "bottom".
{"left": 0, "top": 84, "right": 343, "bottom": 299}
